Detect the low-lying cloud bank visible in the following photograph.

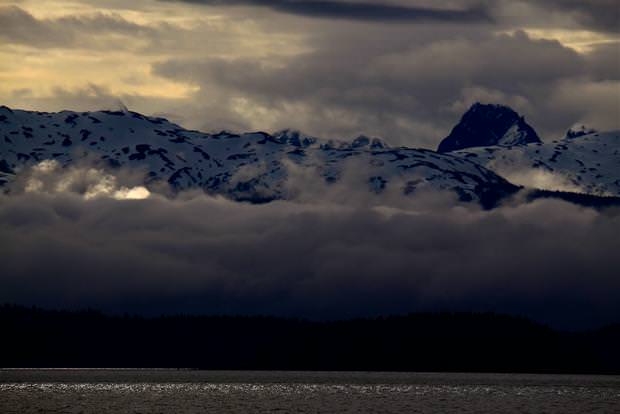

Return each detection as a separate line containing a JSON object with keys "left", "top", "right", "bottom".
{"left": 1, "top": 165, "right": 619, "bottom": 330}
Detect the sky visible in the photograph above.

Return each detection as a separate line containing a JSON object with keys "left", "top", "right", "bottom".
{"left": 0, "top": 0, "right": 618, "bottom": 148}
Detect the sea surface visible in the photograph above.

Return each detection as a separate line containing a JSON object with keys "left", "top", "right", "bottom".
{"left": 1, "top": 369, "right": 619, "bottom": 413}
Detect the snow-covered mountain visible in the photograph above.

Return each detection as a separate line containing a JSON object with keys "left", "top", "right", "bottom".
{"left": 2, "top": 104, "right": 618, "bottom": 205}
{"left": 451, "top": 127, "right": 620, "bottom": 197}
{"left": 436, "top": 103, "right": 620, "bottom": 197}
{"left": 0, "top": 105, "right": 517, "bottom": 206}
{"left": 438, "top": 103, "right": 541, "bottom": 153}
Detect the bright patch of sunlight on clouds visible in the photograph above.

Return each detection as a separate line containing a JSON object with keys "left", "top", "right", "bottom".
{"left": 502, "top": 28, "right": 617, "bottom": 53}
{"left": 0, "top": 0, "right": 308, "bottom": 114}
{"left": 22, "top": 160, "right": 150, "bottom": 200}
{"left": 113, "top": 186, "right": 151, "bottom": 200}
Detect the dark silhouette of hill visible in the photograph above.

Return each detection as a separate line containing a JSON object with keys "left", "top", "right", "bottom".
{"left": 1, "top": 304, "right": 618, "bottom": 374}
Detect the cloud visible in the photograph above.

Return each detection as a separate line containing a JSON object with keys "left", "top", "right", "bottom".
{"left": 0, "top": 5, "right": 71, "bottom": 48}
{"left": 584, "top": 42, "right": 620, "bottom": 81}
{"left": 546, "top": 79, "right": 620, "bottom": 132}
{"left": 490, "top": 166, "right": 585, "bottom": 194}
{"left": 0, "top": 5, "right": 157, "bottom": 49}
{"left": 1, "top": 1, "right": 617, "bottom": 148}
{"left": 1, "top": 163, "right": 619, "bottom": 330}
{"left": 8, "top": 160, "right": 151, "bottom": 200}
{"left": 524, "top": 0, "right": 620, "bottom": 33}
{"left": 160, "top": 0, "right": 492, "bottom": 23}
{"left": 153, "top": 30, "right": 597, "bottom": 145}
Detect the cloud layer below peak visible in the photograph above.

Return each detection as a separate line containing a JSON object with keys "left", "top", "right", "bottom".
{"left": 1, "top": 163, "right": 619, "bottom": 330}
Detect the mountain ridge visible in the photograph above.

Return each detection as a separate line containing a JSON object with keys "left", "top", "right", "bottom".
{"left": 0, "top": 105, "right": 517, "bottom": 207}
{"left": 1, "top": 104, "right": 619, "bottom": 207}
{"left": 454, "top": 129, "right": 620, "bottom": 197}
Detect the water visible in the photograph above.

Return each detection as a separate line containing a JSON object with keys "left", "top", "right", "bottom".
{"left": 1, "top": 370, "right": 619, "bottom": 413}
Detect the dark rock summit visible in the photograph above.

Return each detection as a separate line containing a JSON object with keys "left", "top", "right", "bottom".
{"left": 438, "top": 103, "right": 541, "bottom": 152}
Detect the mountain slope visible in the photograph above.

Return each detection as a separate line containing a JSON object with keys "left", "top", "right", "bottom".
{"left": 438, "top": 103, "right": 541, "bottom": 153}
{"left": 0, "top": 106, "right": 517, "bottom": 206}
{"left": 453, "top": 129, "right": 620, "bottom": 197}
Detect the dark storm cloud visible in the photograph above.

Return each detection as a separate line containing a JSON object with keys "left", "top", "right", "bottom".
{"left": 153, "top": 29, "right": 604, "bottom": 145}
{"left": 0, "top": 5, "right": 156, "bottom": 48}
{"left": 585, "top": 42, "right": 620, "bottom": 81}
{"left": 1, "top": 1, "right": 617, "bottom": 148}
{"left": 162, "top": 0, "right": 492, "bottom": 23}
{"left": 1, "top": 165, "right": 619, "bottom": 330}
{"left": 525, "top": 0, "right": 620, "bottom": 33}
{"left": 0, "top": 5, "right": 70, "bottom": 47}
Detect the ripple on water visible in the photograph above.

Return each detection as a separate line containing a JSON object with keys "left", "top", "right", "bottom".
{"left": 0, "top": 371, "right": 619, "bottom": 414}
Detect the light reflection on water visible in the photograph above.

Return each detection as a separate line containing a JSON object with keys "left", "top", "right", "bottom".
{"left": 1, "top": 370, "right": 619, "bottom": 413}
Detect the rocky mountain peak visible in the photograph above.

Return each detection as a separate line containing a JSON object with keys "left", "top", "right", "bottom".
{"left": 438, "top": 103, "right": 541, "bottom": 152}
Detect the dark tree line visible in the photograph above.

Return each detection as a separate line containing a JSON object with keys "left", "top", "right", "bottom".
{"left": 1, "top": 304, "right": 619, "bottom": 373}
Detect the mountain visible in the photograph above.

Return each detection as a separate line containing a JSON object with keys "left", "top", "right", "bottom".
{"left": 453, "top": 129, "right": 620, "bottom": 197}
{"left": 0, "top": 106, "right": 517, "bottom": 207}
{"left": 438, "top": 103, "right": 541, "bottom": 153}
{"left": 3, "top": 105, "right": 618, "bottom": 206}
